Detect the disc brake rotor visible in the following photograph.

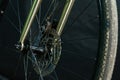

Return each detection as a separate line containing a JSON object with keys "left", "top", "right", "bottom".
{"left": 32, "top": 21, "right": 61, "bottom": 76}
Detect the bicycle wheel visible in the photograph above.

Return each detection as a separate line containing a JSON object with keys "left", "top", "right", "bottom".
{"left": 0, "top": 0, "right": 118, "bottom": 80}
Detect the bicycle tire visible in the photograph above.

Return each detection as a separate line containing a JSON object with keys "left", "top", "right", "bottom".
{"left": 0, "top": 0, "right": 118, "bottom": 80}
{"left": 94, "top": 0, "right": 118, "bottom": 80}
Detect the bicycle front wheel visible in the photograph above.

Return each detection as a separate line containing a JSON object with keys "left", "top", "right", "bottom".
{"left": 0, "top": 0, "right": 118, "bottom": 80}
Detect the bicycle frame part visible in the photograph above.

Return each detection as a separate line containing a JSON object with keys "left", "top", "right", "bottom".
{"left": 56, "top": 0, "right": 75, "bottom": 36}
{"left": 19, "top": 0, "right": 75, "bottom": 50}
{"left": 19, "top": 0, "right": 42, "bottom": 50}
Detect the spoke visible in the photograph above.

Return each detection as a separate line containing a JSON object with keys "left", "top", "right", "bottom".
{"left": 3, "top": 0, "right": 24, "bottom": 34}
{"left": 27, "top": 52, "right": 44, "bottom": 80}
{"left": 41, "top": 0, "right": 55, "bottom": 24}
{"left": 13, "top": 54, "right": 22, "bottom": 77}
{"left": 46, "top": 0, "right": 59, "bottom": 21}
{"left": 30, "top": 51, "right": 44, "bottom": 80}
{"left": 60, "top": 66, "right": 89, "bottom": 80}
{"left": 62, "top": 49, "right": 96, "bottom": 61}
{"left": 38, "top": 6, "right": 42, "bottom": 26}
{"left": 4, "top": 15, "right": 20, "bottom": 33}
{"left": 4, "top": 45, "right": 22, "bottom": 78}
{"left": 9, "top": 0, "right": 17, "bottom": 17}
{"left": 36, "top": 15, "right": 40, "bottom": 26}
{"left": 62, "top": 0, "right": 93, "bottom": 34}
{"left": 53, "top": 71, "right": 59, "bottom": 80}
{"left": 17, "top": 0, "right": 22, "bottom": 33}
{"left": 23, "top": 54, "right": 29, "bottom": 80}
{"left": 37, "top": 6, "right": 42, "bottom": 32}
{"left": 29, "top": 28, "right": 44, "bottom": 80}
{"left": 63, "top": 36, "right": 97, "bottom": 42}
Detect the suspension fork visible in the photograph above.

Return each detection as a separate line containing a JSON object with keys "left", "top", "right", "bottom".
{"left": 56, "top": 0, "right": 75, "bottom": 36}
{"left": 19, "top": 0, "right": 75, "bottom": 50}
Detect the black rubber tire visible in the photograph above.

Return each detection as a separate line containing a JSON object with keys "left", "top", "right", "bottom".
{"left": 94, "top": 0, "right": 118, "bottom": 80}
